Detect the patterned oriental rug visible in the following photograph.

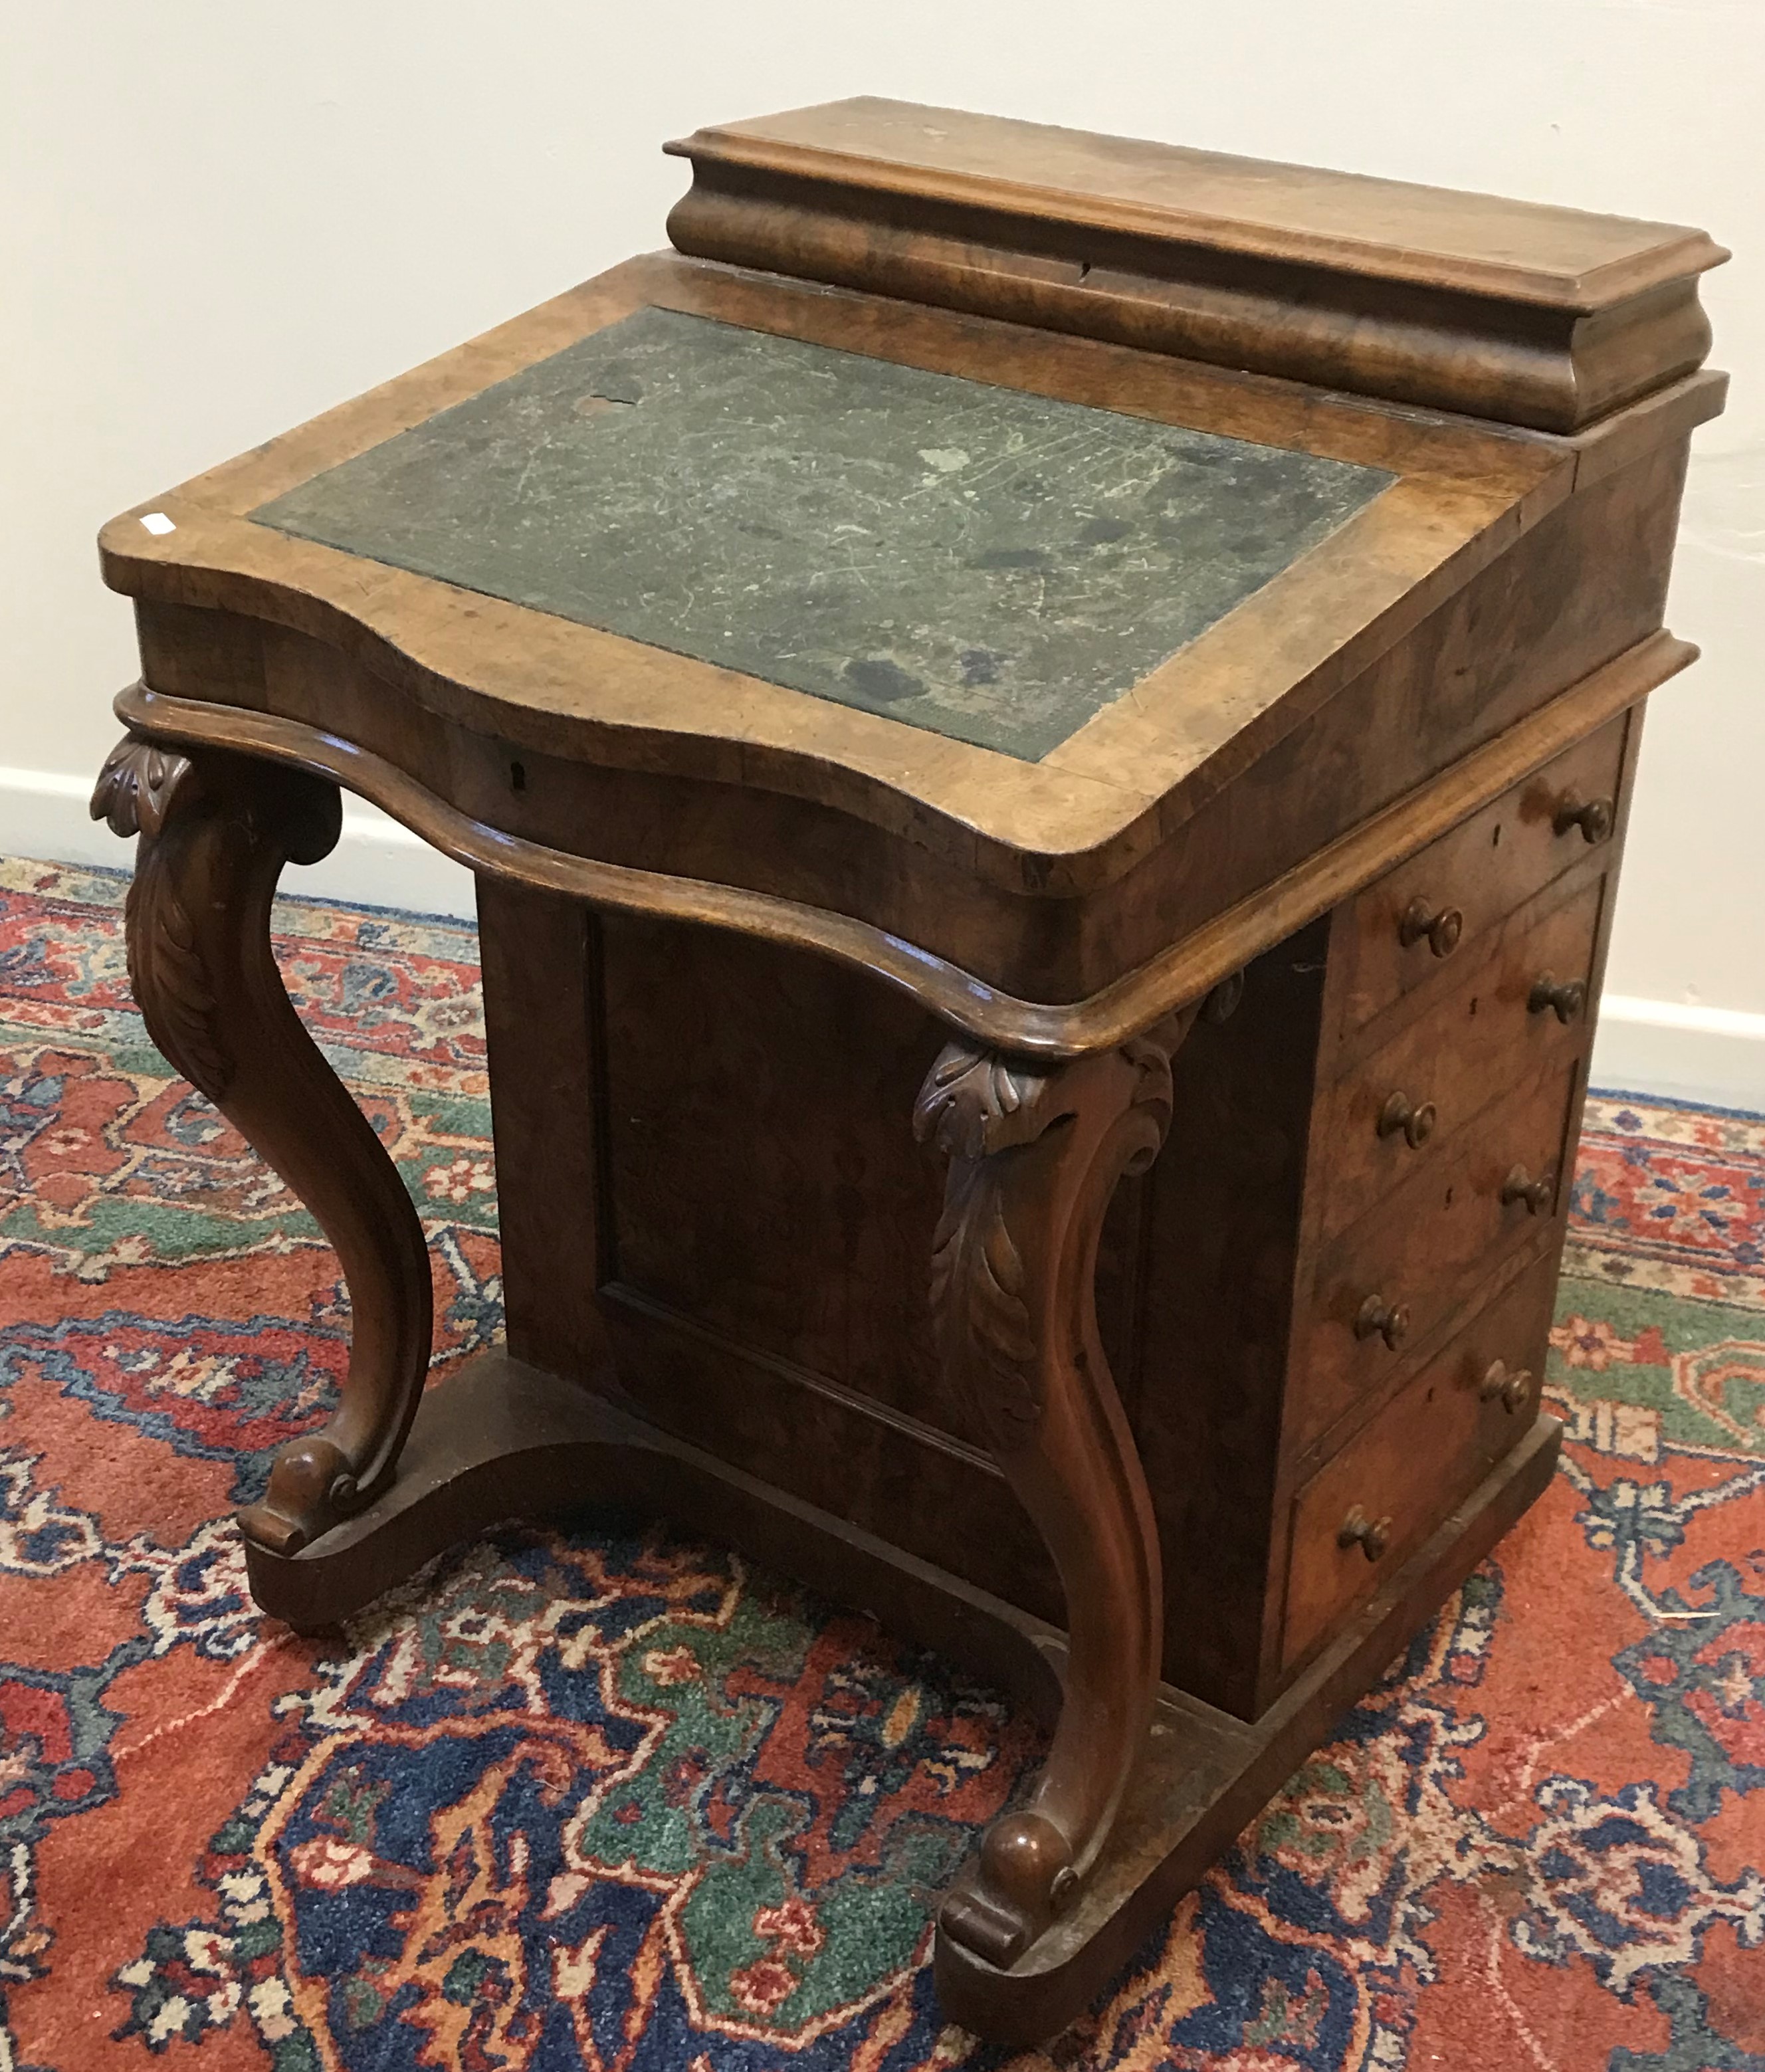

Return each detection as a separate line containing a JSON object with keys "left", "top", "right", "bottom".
{"left": 1, "top": 855, "right": 1762, "bottom": 2072}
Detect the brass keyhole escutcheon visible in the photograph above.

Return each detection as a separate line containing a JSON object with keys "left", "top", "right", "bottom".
{"left": 1338, "top": 1505, "right": 1392, "bottom": 1562}
{"left": 1554, "top": 794, "right": 1614, "bottom": 845}
{"left": 1480, "top": 1360, "right": 1534, "bottom": 1412}
{"left": 1501, "top": 1166, "right": 1556, "bottom": 1216}
{"left": 1378, "top": 1090, "right": 1437, "bottom": 1149}
{"left": 1399, "top": 896, "right": 1463, "bottom": 959}
{"left": 1528, "top": 972, "right": 1586, "bottom": 1024}
{"left": 1354, "top": 1293, "right": 1411, "bottom": 1350}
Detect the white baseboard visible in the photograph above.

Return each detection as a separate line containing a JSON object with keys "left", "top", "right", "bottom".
{"left": 0, "top": 763, "right": 477, "bottom": 918}
{"left": 5, "top": 764, "right": 1761, "bottom": 1115}
{"left": 1591, "top": 995, "right": 1765, "bottom": 1114}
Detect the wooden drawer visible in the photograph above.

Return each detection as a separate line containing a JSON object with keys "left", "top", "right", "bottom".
{"left": 1338, "top": 714, "right": 1627, "bottom": 1035}
{"left": 1314, "top": 876, "right": 1604, "bottom": 1245}
{"left": 1293, "top": 1051, "right": 1579, "bottom": 1455}
{"left": 1282, "top": 1250, "right": 1556, "bottom": 1669}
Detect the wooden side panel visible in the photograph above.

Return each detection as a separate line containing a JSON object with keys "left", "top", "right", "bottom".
{"left": 1128, "top": 920, "right": 1330, "bottom": 1717}
{"left": 475, "top": 875, "right": 610, "bottom": 1380}
{"left": 592, "top": 912, "right": 1063, "bottom": 1618}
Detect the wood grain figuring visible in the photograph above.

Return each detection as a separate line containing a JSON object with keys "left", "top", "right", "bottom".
{"left": 1295, "top": 1051, "right": 1583, "bottom": 1457}
{"left": 1336, "top": 715, "right": 1629, "bottom": 1039}
{"left": 667, "top": 99, "right": 1727, "bottom": 428}
{"left": 670, "top": 100, "right": 1724, "bottom": 308}
{"left": 1282, "top": 1251, "right": 1558, "bottom": 1667}
{"left": 1313, "top": 865, "right": 1609, "bottom": 1241}
{"left": 935, "top": 1413, "right": 1564, "bottom": 2039}
{"left": 113, "top": 629, "right": 1691, "bottom": 1055}
{"left": 474, "top": 876, "right": 612, "bottom": 1382}
{"left": 1127, "top": 921, "right": 1331, "bottom": 1717}
{"left": 91, "top": 736, "right": 433, "bottom": 1559}
{"left": 587, "top": 912, "right": 1069, "bottom": 1614}
{"left": 96, "top": 239, "right": 1723, "bottom": 894}
{"left": 914, "top": 1028, "right": 1190, "bottom": 1965}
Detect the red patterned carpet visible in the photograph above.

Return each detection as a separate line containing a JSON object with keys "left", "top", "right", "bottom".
{"left": 2, "top": 855, "right": 1762, "bottom": 2072}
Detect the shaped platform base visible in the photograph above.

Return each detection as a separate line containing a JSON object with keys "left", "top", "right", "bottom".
{"left": 241, "top": 1351, "right": 1560, "bottom": 2045}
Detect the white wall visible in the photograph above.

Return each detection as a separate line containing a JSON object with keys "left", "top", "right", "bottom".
{"left": 5, "top": 1, "right": 1761, "bottom": 1100}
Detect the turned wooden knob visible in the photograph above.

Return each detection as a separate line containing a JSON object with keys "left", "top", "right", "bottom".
{"left": 1354, "top": 1293, "right": 1411, "bottom": 1350}
{"left": 1528, "top": 972, "right": 1586, "bottom": 1024}
{"left": 1398, "top": 896, "right": 1463, "bottom": 959}
{"left": 1338, "top": 1504, "right": 1392, "bottom": 1562}
{"left": 1554, "top": 794, "right": 1613, "bottom": 845}
{"left": 1501, "top": 1165, "right": 1556, "bottom": 1215}
{"left": 1377, "top": 1089, "right": 1437, "bottom": 1149}
{"left": 1480, "top": 1360, "right": 1534, "bottom": 1412}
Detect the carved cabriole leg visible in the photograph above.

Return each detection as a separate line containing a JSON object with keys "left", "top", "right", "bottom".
{"left": 92, "top": 735, "right": 433, "bottom": 1563}
{"left": 912, "top": 1014, "right": 1195, "bottom": 1970}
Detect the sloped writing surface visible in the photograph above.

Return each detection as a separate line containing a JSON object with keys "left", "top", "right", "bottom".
{"left": 254, "top": 308, "right": 1392, "bottom": 762}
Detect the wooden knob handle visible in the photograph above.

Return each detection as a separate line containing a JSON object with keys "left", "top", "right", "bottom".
{"left": 1480, "top": 1360, "right": 1534, "bottom": 1412}
{"left": 1501, "top": 1165, "right": 1556, "bottom": 1215}
{"left": 1338, "top": 1504, "right": 1392, "bottom": 1562}
{"left": 1554, "top": 795, "right": 1614, "bottom": 845}
{"left": 1528, "top": 973, "right": 1586, "bottom": 1024}
{"left": 1399, "top": 896, "right": 1463, "bottom": 959}
{"left": 1354, "top": 1293, "right": 1411, "bottom": 1350}
{"left": 1378, "top": 1090, "right": 1437, "bottom": 1149}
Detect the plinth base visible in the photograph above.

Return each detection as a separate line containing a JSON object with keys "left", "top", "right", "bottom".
{"left": 241, "top": 1352, "right": 1560, "bottom": 2045}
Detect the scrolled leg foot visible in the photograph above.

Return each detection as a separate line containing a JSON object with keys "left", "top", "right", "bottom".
{"left": 240, "top": 1437, "right": 365, "bottom": 1557}
{"left": 914, "top": 1017, "right": 1197, "bottom": 1966}
{"left": 92, "top": 732, "right": 433, "bottom": 1580}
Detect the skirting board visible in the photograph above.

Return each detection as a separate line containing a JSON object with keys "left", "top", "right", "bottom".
{"left": 0, "top": 764, "right": 477, "bottom": 919}
{"left": 4, "top": 766, "right": 1761, "bottom": 1114}
{"left": 1591, "top": 996, "right": 1765, "bottom": 1116}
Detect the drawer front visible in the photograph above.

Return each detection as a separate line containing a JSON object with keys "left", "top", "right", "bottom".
{"left": 1293, "top": 1053, "right": 1579, "bottom": 1455}
{"left": 1315, "top": 877, "right": 1604, "bottom": 1245}
{"left": 1282, "top": 1251, "right": 1557, "bottom": 1669}
{"left": 1339, "top": 714, "right": 1627, "bottom": 1036}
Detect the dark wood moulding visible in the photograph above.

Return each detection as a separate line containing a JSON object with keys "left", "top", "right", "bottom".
{"left": 667, "top": 96, "right": 1727, "bottom": 431}
{"left": 116, "top": 628, "right": 1688, "bottom": 1058}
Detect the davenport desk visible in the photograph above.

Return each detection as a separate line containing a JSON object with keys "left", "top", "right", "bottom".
{"left": 90, "top": 100, "right": 1727, "bottom": 2042}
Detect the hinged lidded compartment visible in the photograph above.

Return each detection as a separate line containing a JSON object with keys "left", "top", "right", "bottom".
{"left": 667, "top": 96, "right": 1728, "bottom": 430}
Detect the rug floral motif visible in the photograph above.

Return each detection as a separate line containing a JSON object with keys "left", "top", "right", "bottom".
{"left": 1, "top": 855, "right": 1762, "bottom": 2071}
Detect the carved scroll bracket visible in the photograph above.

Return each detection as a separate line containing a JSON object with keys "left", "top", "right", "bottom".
{"left": 912, "top": 1009, "right": 1197, "bottom": 1967}
{"left": 92, "top": 732, "right": 430, "bottom": 1564}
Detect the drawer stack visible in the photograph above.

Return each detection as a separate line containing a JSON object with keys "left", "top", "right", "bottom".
{"left": 1124, "top": 706, "right": 1638, "bottom": 1718}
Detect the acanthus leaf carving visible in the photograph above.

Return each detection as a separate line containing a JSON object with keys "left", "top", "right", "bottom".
{"left": 912, "top": 1039, "right": 1054, "bottom": 1160}
{"left": 928, "top": 1164, "right": 1041, "bottom": 1447}
{"left": 916, "top": 1026, "right": 1190, "bottom": 1970}
{"left": 95, "top": 736, "right": 234, "bottom": 1104}
{"left": 90, "top": 736, "right": 197, "bottom": 841}
{"left": 126, "top": 867, "right": 233, "bottom": 1104}
{"left": 92, "top": 727, "right": 429, "bottom": 1568}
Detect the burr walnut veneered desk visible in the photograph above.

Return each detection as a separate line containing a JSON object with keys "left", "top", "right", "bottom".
{"left": 91, "top": 99, "right": 1726, "bottom": 2043}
